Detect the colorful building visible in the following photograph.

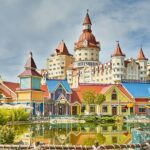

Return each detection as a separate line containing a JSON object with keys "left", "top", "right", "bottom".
{"left": 16, "top": 52, "right": 44, "bottom": 116}
{"left": 0, "top": 76, "right": 19, "bottom": 104}
{"left": 72, "top": 84, "right": 134, "bottom": 116}
{"left": 42, "top": 79, "right": 72, "bottom": 115}
{"left": 122, "top": 81, "right": 150, "bottom": 115}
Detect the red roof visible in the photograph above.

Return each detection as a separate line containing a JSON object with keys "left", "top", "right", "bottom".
{"left": 25, "top": 52, "right": 37, "bottom": 69}
{"left": 83, "top": 11, "right": 92, "bottom": 25}
{"left": 112, "top": 42, "right": 125, "bottom": 57}
{"left": 71, "top": 84, "right": 133, "bottom": 104}
{"left": 3, "top": 81, "right": 20, "bottom": 93}
{"left": 71, "top": 84, "right": 110, "bottom": 103}
{"left": 0, "top": 90, "right": 11, "bottom": 98}
{"left": 56, "top": 41, "right": 72, "bottom": 56}
{"left": 41, "top": 84, "right": 49, "bottom": 98}
{"left": 137, "top": 48, "right": 148, "bottom": 60}
{"left": 18, "top": 70, "right": 42, "bottom": 77}
{"left": 116, "top": 84, "right": 133, "bottom": 100}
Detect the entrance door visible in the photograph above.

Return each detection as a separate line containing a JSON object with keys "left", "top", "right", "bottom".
{"left": 58, "top": 104, "right": 66, "bottom": 115}
{"left": 72, "top": 106, "right": 77, "bottom": 115}
{"left": 112, "top": 107, "right": 117, "bottom": 115}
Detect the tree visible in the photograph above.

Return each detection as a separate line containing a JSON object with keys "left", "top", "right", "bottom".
{"left": 95, "top": 94, "right": 105, "bottom": 115}
{"left": 82, "top": 90, "right": 96, "bottom": 114}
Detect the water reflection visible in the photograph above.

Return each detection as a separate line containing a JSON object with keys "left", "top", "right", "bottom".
{"left": 13, "top": 123, "right": 150, "bottom": 146}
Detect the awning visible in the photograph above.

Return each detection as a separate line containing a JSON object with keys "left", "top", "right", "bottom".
{"left": 127, "top": 103, "right": 134, "bottom": 108}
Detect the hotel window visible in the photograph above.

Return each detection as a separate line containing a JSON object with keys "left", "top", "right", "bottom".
{"left": 85, "top": 53, "right": 87, "bottom": 55}
{"left": 102, "top": 126, "right": 108, "bottom": 131}
{"left": 81, "top": 106, "right": 86, "bottom": 113}
{"left": 117, "top": 63, "right": 120, "bottom": 65}
{"left": 90, "top": 105, "right": 95, "bottom": 113}
{"left": 139, "top": 107, "right": 146, "bottom": 113}
{"left": 112, "top": 90, "right": 117, "bottom": 100}
{"left": 112, "top": 136, "right": 117, "bottom": 143}
{"left": 91, "top": 53, "right": 94, "bottom": 55}
{"left": 79, "top": 53, "right": 81, "bottom": 56}
{"left": 102, "top": 106, "right": 108, "bottom": 112}
{"left": 122, "top": 106, "right": 127, "bottom": 112}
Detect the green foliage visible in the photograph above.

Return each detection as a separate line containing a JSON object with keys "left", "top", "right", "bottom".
{"left": 82, "top": 90, "right": 96, "bottom": 104}
{"left": 82, "top": 90, "right": 105, "bottom": 105}
{"left": 95, "top": 94, "right": 105, "bottom": 105}
{"left": 0, "top": 126, "right": 15, "bottom": 144}
{"left": 84, "top": 115, "right": 115, "bottom": 123}
{"left": 0, "top": 108, "right": 30, "bottom": 125}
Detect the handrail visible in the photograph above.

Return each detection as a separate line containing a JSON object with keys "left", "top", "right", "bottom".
{"left": 0, "top": 140, "right": 150, "bottom": 150}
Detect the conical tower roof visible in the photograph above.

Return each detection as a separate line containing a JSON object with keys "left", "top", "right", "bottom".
{"left": 112, "top": 42, "right": 125, "bottom": 57}
{"left": 83, "top": 10, "right": 92, "bottom": 25}
{"left": 56, "top": 41, "right": 71, "bottom": 56}
{"left": 137, "top": 48, "right": 148, "bottom": 60}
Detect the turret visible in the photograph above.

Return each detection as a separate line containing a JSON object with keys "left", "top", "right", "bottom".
{"left": 74, "top": 10, "right": 100, "bottom": 68}
{"left": 111, "top": 41, "right": 125, "bottom": 83}
{"left": 137, "top": 48, "right": 148, "bottom": 80}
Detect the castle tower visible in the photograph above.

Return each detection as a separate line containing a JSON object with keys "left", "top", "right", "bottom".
{"left": 47, "top": 40, "right": 74, "bottom": 79}
{"left": 17, "top": 52, "right": 44, "bottom": 116}
{"left": 137, "top": 48, "right": 148, "bottom": 80}
{"left": 74, "top": 10, "right": 100, "bottom": 68}
{"left": 111, "top": 42, "right": 125, "bottom": 83}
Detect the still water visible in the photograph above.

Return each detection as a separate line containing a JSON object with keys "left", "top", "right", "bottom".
{"left": 14, "top": 123, "right": 150, "bottom": 146}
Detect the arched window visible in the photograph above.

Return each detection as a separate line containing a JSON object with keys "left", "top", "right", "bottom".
{"left": 112, "top": 90, "right": 117, "bottom": 100}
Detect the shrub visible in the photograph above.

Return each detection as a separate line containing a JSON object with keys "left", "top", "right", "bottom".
{"left": 0, "top": 126, "right": 15, "bottom": 144}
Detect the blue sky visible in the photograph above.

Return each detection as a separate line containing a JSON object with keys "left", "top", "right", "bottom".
{"left": 0, "top": 0, "right": 150, "bottom": 82}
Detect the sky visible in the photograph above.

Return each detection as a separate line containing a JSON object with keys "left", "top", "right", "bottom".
{"left": 0, "top": 0, "right": 150, "bottom": 82}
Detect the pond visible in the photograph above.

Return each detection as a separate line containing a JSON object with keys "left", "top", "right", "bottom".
{"left": 13, "top": 122, "right": 150, "bottom": 146}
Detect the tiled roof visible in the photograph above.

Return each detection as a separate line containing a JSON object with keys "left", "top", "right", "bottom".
{"left": 18, "top": 70, "right": 42, "bottom": 77}
{"left": 137, "top": 48, "right": 148, "bottom": 60}
{"left": 3, "top": 81, "right": 20, "bottom": 93}
{"left": 116, "top": 84, "right": 133, "bottom": 100}
{"left": 75, "top": 30, "right": 99, "bottom": 49}
{"left": 41, "top": 84, "right": 49, "bottom": 98}
{"left": 112, "top": 42, "right": 125, "bottom": 57}
{"left": 46, "top": 79, "right": 72, "bottom": 93}
{"left": 56, "top": 41, "right": 72, "bottom": 56}
{"left": 71, "top": 84, "right": 110, "bottom": 103}
{"left": 122, "top": 81, "right": 150, "bottom": 98}
{"left": 25, "top": 52, "right": 37, "bottom": 69}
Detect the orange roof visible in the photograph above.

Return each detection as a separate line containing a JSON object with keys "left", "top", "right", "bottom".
{"left": 71, "top": 84, "right": 110, "bottom": 103}
{"left": 137, "top": 48, "right": 148, "bottom": 60}
{"left": 3, "top": 81, "right": 20, "bottom": 93}
{"left": 56, "top": 41, "right": 72, "bottom": 56}
{"left": 75, "top": 30, "right": 99, "bottom": 49}
{"left": 83, "top": 11, "right": 92, "bottom": 25}
{"left": 41, "top": 84, "right": 49, "bottom": 98}
{"left": 116, "top": 84, "right": 133, "bottom": 100}
{"left": 112, "top": 42, "right": 125, "bottom": 57}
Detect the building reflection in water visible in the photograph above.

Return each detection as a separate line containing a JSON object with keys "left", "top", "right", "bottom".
{"left": 13, "top": 123, "right": 141, "bottom": 146}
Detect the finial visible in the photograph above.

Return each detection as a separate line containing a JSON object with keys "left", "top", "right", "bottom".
{"left": 87, "top": 9, "right": 89, "bottom": 13}
{"left": 141, "top": 42, "right": 143, "bottom": 49}
{"left": 116, "top": 40, "right": 119, "bottom": 44}
{"left": 29, "top": 51, "right": 32, "bottom": 57}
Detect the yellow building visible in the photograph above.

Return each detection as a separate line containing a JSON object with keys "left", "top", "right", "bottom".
{"left": 16, "top": 52, "right": 44, "bottom": 116}
{"left": 72, "top": 84, "right": 134, "bottom": 116}
{"left": 47, "top": 41, "right": 74, "bottom": 79}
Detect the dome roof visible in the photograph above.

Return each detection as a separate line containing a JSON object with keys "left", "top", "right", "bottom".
{"left": 78, "top": 30, "right": 97, "bottom": 44}
{"left": 75, "top": 30, "right": 99, "bottom": 49}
